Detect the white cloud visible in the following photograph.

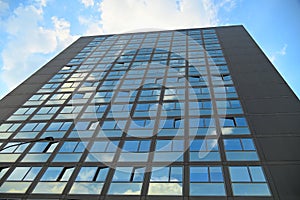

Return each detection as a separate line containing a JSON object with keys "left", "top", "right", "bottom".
{"left": 0, "top": 0, "right": 9, "bottom": 15}
{"left": 0, "top": 3, "right": 77, "bottom": 91}
{"left": 270, "top": 43, "right": 288, "bottom": 63}
{"left": 78, "top": 15, "right": 104, "bottom": 35}
{"left": 80, "top": 0, "right": 94, "bottom": 7}
{"left": 35, "top": 0, "right": 47, "bottom": 7}
{"left": 278, "top": 43, "right": 287, "bottom": 56}
{"left": 76, "top": 0, "right": 236, "bottom": 35}
{"left": 217, "top": 0, "right": 237, "bottom": 12}
{"left": 95, "top": 0, "right": 221, "bottom": 34}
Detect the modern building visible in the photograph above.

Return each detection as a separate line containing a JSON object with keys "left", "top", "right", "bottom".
{"left": 0, "top": 25, "right": 299, "bottom": 200}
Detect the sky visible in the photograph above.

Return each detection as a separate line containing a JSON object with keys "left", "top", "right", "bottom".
{"left": 0, "top": 0, "right": 299, "bottom": 100}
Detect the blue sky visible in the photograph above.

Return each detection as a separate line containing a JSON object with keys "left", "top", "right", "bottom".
{"left": 0, "top": 0, "right": 299, "bottom": 99}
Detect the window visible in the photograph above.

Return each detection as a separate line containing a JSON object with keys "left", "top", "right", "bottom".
{"left": 119, "top": 140, "right": 150, "bottom": 162}
{"left": 156, "top": 140, "right": 184, "bottom": 151}
{"left": 40, "top": 83, "right": 60, "bottom": 91}
{"left": 189, "top": 101, "right": 212, "bottom": 116}
{"left": 46, "top": 93, "right": 71, "bottom": 105}
{"left": 90, "top": 141, "right": 119, "bottom": 152}
{"left": 82, "top": 81, "right": 98, "bottom": 87}
{"left": 1, "top": 142, "right": 29, "bottom": 153}
{"left": 214, "top": 86, "right": 237, "bottom": 98}
{"left": 189, "top": 75, "right": 206, "bottom": 85}
{"left": 76, "top": 166, "right": 108, "bottom": 182}
{"left": 122, "top": 140, "right": 151, "bottom": 152}
{"left": 24, "top": 94, "right": 49, "bottom": 106}
{"left": 161, "top": 102, "right": 184, "bottom": 117}
{"left": 30, "top": 142, "right": 58, "bottom": 153}
{"left": 135, "top": 103, "right": 156, "bottom": 111}
{"left": 101, "top": 120, "right": 126, "bottom": 130}
{"left": 73, "top": 121, "right": 98, "bottom": 131}
{"left": 224, "top": 138, "right": 258, "bottom": 161}
{"left": 82, "top": 104, "right": 108, "bottom": 119}
{"left": 32, "top": 106, "right": 60, "bottom": 120}
{"left": 33, "top": 167, "right": 74, "bottom": 194}
{"left": 134, "top": 103, "right": 158, "bottom": 117}
{"left": 190, "top": 118, "right": 215, "bottom": 128}
{"left": 47, "top": 122, "right": 72, "bottom": 131}
{"left": 153, "top": 140, "right": 184, "bottom": 162}
{"left": 57, "top": 65, "right": 77, "bottom": 73}
{"left": 108, "top": 167, "right": 145, "bottom": 195}
{"left": 102, "top": 80, "right": 119, "bottom": 86}
{"left": 8, "top": 107, "right": 36, "bottom": 121}
{"left": 22, "top": 141, "right": 57, "bottom": 163}
{"left": 37, "top": 107, "right": 59, "bottom": 114}
{"left": 190, "top": 166, "right": 223, "bottom": 182}
{"left": 69, "top": 167, "right": 109, "bottom": 194}
{"left": 192, "top": 100, "right": 212, "bottom": 109}
{"left": 159, "top": 118, "right": 183, "bottom": 129}
{"left": 7, "top": 167, "right": 41, "bottom": 181}
{"left": 94, "top": 91, "right": 114, "bottom": 102}
{"left": 56, "top": 105, "right": 83, "bottom": 119}
{"left": 192, "top": 87, "right": 210, "bottom": 95}
{"left": 115, "top": 90, "right": 137, "bottom": 102}
{"left": 189, "top": 139, "right": 220, "bottom": 161}
{"left": 216, "top": 100, "right": 241, "bottom": 109}
{"left": 21, "top": 122, "right": 46, "bottom": 132}
{"left": 129, "top": 119, "right": 154, "bottom": 129}
{"left": 229, "top": 166, "right": 271, "bottom": 196}
{"left": 41, "top": 167, "right": 74, "bottom": 181}
{"left": 0, "top": 167, "right": 41, "bottom": 193}
{"left": 0, "top": 123, "right": 21, "bottom": 132}
{"left": 219, "top": 117, "right": 247, "bottom": 127}
{"left": 50, "top": 73, "right": 69, "bottom": 82}
{"left": 59, "top": 141, "right": 87, "bottom": 152}
{"left": 112, "top": 167, "right": 145, "bottom": 182}
{"left": 148, "top": 166, "right": 183, "bottom": 195}
{"left": 139, "top": 89, "right": 161, "bottom": 101}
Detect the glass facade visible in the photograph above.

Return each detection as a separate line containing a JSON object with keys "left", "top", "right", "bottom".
{"left": 0, "top": 28, "right": 271, "bottom": 198}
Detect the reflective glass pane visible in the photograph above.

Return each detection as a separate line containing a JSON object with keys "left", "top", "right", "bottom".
{"left": 229, "top": 167, "right": 250, "bottom": 182}
{"left": 76, "top": 167, "right": 97, "bottom": 181}
{"left": 41, "top": 167, "right": 62, "bottom": 181}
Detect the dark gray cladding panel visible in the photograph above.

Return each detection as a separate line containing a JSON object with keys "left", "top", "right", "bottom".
{"left": 243, "top": 97, "right": 300, "bottom": 114}
{"left": 248, "top": 114, "right": 300, "bottom": 135}
{"left": 0, "top": 36, "right": 94, "bottom": 122}
{"left": 257, "top": 136, "right": 300, "bottom": 161}
{"left": 269, "top": 165, "right": 300, "bottom": 200}
{"left": 216, "top": 25, "right": 300, "bottom": 199}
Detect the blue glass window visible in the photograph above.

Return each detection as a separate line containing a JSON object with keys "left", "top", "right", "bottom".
{"left": 21, "top": 123, "right": 46, "bottom": 132}
{"left": 219, "top": 117, "right": 247, "bottom": 127}
{"left": 122, "top": 140, "right": 151, "bottom": 152}
{"left": 156, "top": 140, "right": 184, "bottom": 151}
{"left": 224, "top": 139, "right": 256, "bottom": 151}
{"left": 90, "top": 141, "right": 119, "bottom": 152}
{"left": 150, "top": 166, "right": 182, "bottom": 182}
{"left": 76, "top": 167, "right": 109, "bottom": 181}
{"left": 47, "top": 122, "right": 72, "bottom": 131}
{"left": 190, "top": 167, "right": 223, "bottom": 182}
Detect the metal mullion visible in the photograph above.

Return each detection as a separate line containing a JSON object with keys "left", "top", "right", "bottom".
{"left": 179, "top": 30, "right": 191, "bottom": 198}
